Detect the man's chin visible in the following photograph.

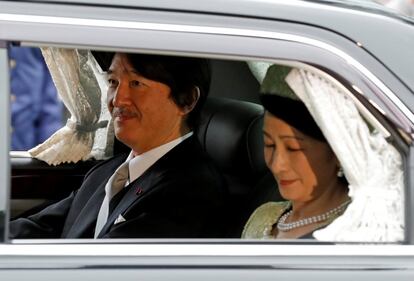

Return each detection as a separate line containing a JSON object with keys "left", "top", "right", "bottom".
{"left": 114, "top": 130, "right": 131, "bottom": 145}
{"left": 114, "top": 130, "right": 141, "bottom": 148}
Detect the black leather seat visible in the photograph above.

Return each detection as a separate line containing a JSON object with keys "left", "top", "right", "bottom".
{"left": 196, "top": 97, "right": 271, "bottom": 236}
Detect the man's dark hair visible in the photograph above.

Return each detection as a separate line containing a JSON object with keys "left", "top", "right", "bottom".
{"left": 92, "top": 51, "right": 211, "bottom": 129}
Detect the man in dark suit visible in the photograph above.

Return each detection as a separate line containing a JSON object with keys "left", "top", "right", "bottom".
{"left": 10, "top": 52, "right": 227, "bottom": 238}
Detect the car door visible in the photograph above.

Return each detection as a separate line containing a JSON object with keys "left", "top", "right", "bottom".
{"left": 1, "top": 0, "right": 414, "bottom": 280}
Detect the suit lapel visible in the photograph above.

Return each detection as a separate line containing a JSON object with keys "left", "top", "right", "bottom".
{"left": 96, "top": 137, "right": 197, "bottom": 238}
{"left": 97, "top": 166, "right": 166, "bottom": 237}
{"left": 65, "top": 181, "right": 106, "bottom": 238}
{"left": 65, "top": 155, "right": 127, "bottom": 238}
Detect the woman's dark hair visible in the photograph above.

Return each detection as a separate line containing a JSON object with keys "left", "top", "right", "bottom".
{"left": 260, "top": 94, "right": 326, "bottom": 142}
{"left": 92, "top": 51, "right": 211, "bottom": 129}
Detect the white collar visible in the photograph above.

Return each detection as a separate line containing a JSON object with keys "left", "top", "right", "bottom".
{"left": 125, "top": 131, "right": 193, "bottom": 183}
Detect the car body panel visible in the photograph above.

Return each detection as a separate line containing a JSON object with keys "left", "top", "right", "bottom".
{"left": 1, "top": 243, "right": 414, "bottom": 281}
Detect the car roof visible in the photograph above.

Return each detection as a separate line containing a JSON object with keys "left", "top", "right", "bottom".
{"left": 29, "top": 0, "right": 413, "bottom": 23}
{"left": 6, "top": 0, "right": 414, "bottom": 91}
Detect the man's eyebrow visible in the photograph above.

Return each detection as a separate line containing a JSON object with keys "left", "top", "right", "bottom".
{"left": 107, "top": 69, "right": 141, "bottom": 75}
{"left": 130, "top": 70, "right": 141, "bottom": 75}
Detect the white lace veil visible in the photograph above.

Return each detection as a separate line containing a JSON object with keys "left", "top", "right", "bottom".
{"left": 249, "top": 62, "right": 404, "bottom": 242}
{"left": 29, "top": 48, "right": 113, "bottom": 165}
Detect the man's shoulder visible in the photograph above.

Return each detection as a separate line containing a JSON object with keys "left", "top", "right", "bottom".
{"left": 154, "top": 137, "right": 227, "bottom": 197}
{"left": 159, "top": 136, "right": 218, "bottom": 174}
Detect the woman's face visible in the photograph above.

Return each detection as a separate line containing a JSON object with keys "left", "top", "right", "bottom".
{"left": 263, "top": 112, "right": 339, "bottom": 203}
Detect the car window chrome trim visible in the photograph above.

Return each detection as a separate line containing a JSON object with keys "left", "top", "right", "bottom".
{"left": 2, "top": 243, "right": 414, "bottom": 257}
{"left": 0, "top": 43, "right": 10, "bottom": 243}
{"left": 0, "top": 13, "right": 413, "bottom": 130}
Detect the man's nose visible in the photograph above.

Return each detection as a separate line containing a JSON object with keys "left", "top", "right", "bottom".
{"left": 112, "top": 81, "right": 129, "bottom": 107}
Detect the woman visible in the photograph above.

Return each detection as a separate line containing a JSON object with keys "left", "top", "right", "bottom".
{"left": 242, "top": 65, "right": 350, "bottom": 239}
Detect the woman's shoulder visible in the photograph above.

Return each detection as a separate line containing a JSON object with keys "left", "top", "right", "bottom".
{"left": 250, "top": 201, "right": 290, "bottom": 217}
{"left": 242, "top": 201, "right": 290, "bottom": 239}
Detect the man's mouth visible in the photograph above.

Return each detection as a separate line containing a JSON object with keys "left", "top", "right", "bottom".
{"left": 112, "top": 107, "right": 137, "bottom": 121}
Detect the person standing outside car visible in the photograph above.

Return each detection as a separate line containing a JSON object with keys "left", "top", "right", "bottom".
{"left": 9, "top": 46, "right": 63, "bottom": 150}
{"left": 10, "top": 52, "right": 227, "bottom": 239}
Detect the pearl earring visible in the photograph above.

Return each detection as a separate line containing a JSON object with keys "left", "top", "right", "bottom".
{"left": 337, "top": 166, "right": 344, "bottom": 177}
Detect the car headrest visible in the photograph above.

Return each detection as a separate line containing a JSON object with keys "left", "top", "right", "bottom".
{"left": 196, "top": 97, "right": 267, "bottom": 187}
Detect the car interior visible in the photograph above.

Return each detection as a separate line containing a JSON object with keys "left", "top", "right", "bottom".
{"left": 8, "top": 46, "right": 406, "bottom": 241}
{"left": 9, "top": 52, "right": 282, "bottom": 238}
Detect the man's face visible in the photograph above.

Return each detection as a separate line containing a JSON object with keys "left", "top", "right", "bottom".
{"left": 106, "top": 53, "right": 187, "bottom": 155}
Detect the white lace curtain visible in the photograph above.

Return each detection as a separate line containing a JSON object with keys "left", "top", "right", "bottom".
{"left": 249, "top": 62, "right": 405, "bottom": 242}
{"left": 29, "top": 48, "right": 114, "bottom": 165}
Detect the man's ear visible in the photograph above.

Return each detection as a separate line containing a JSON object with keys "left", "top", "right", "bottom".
{"left": 181, "top": 86, "right": 200, "bottom": 114}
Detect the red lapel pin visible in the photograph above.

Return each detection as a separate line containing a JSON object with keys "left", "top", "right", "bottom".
{"left": 135, "top": 187, "right": 143, "bottom": 195}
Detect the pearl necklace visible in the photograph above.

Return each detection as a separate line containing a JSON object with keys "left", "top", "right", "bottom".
{"left": 277, "top": 200, "right": 351, "bottom": 232}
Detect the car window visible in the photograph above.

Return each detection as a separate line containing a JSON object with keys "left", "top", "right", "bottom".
{"left": 4, "top": 45, "right": 408, "bottom": 243}
{"left": 1, "top": 0, "right": 413, "bottom": 246}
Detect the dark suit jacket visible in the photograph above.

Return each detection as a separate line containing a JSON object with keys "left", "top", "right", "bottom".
{"left": 10, "top": 136, "right": 227, "bottom": 238}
